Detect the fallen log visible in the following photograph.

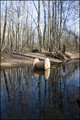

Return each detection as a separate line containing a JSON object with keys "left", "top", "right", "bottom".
{"left": 33, "top": 58, "right": 50, "bottom": 70}
{"left": 46, "top": 51, "right": 65, "bottom": 60}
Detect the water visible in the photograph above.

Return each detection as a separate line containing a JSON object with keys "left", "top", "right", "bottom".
{"left": 1, "top": 61, "right": 80, "bottom": 119}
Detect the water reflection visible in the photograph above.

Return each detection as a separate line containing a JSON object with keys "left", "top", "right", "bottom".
{"left": 33, "top": 69, "right": 50, "bottom": 80}
{"left": 1, "top": 62, "right": 79, "bottom": 119}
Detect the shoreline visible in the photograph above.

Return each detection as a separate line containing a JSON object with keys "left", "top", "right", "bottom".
{"left": 1, "top": 52, "right": 79, "bottom": 70}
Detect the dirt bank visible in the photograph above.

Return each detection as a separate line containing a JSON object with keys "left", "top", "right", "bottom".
{"left": 1, "top": 51, "right": 79, "bottom": 69}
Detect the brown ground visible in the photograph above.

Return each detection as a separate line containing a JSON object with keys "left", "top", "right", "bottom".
{"left": 66, "top": 52, "right": 79, "bottom": 59}
{"left": 1, "top": 51, "right": 79, "bottom": 69}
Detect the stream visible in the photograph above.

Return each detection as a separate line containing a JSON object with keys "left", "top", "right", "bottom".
{"left": 1, "top": 61, "right": 80, "bottom": 119}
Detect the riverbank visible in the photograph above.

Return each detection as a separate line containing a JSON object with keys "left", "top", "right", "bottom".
{"left": 1, "top": 51, "right": 79, "bottom": 69}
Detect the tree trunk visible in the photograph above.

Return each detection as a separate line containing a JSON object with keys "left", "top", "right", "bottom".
{"left": 48, "top": 1, "right": 50, "bottom": 50}
{"left": 54, "top": 0, "right": 57, "bottom": 50}
{"left": 11, "top": 1, "right": 14, "bottom": 52}
{"left": 2, "top": 1, "right": 8, "bottom": 46}
{"left": 59, "top": 0, "right": 63, "bottom": 50}
{"left": 62, "top": 45, "right": 66, "bottom": 54}
{"left": 43, "top": 0, "right": 46, "bottom": 49}
{"left": 52, "top": 1, "right": 55, "bottom": 51}
{"left": 17, "top": 1, "right": 21, "bottom": 52}
{"left": 38, "top": 1, "right": 43, "bottom": 52}
{"left": 58, "top": 0, "right": 60, "bottom": 50}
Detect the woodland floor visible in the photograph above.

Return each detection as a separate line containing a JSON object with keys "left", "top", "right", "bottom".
{"left": 1, "top": 51, "right": 80, "bottom": 69}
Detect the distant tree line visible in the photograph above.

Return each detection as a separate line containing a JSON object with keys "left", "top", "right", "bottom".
{"left": 1, "top": 1, "right": 79, "bottom": 53}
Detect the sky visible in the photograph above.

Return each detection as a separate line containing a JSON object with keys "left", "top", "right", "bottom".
{"left": 1, "top": 1, "right": 79, "bottom": 36}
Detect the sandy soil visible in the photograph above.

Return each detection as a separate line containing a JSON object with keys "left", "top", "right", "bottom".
{"left": 1, "top": 52, "right": 79, "bottom": 69}
{"left": 66, "top": 52, "right": 79, "bottom": 60}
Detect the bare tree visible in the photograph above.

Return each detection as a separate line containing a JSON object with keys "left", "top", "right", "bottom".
{"left": 59, "top": 0, "right": 63, "bottom": 50}
{"left": 58, "top": 0, "right": 60, "bottom": 50}
{"left": 48, "top": 1, "right": 50, "bottom": 50}
{"left": 38, "top": 1, "right": 43, "bottom": 51}
{"left": 43, "top": 0, "right": 46, "bottom": 49}
{"left": 51, "top": 0, "right": 55, "bottom": 51}
{"left": 54, "top": 0, "right": 57, "bottom": 50}
{"left": 1, "top": 1, "right": 79, "bottom": 53}
{"left": 2, "top": 1, "right": 8, "bottom": 48}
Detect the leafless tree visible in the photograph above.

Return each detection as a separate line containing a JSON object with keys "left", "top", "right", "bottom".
{"left": 43, "top": 0, "right": 46, "bottom": 49}
{"left": 2, "top": 1, "right": 8, "bottom": 49}
{"left": 1, "top": 1, "right": 79, "bottom": 53}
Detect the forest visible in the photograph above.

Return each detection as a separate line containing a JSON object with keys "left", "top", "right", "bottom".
{"left": 1, "top": 1, "right": 80, "bottom": 119}
{"left": 1, "top": 1, "right": 79, "bottom": 53}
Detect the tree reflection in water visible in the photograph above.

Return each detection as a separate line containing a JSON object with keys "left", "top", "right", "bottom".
{"left": 1, "top": 62, "right": 79, "bottom": 119}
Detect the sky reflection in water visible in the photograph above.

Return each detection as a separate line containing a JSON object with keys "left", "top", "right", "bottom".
{"left": 1, "top": 62, "right": 79, "bottom": 119}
